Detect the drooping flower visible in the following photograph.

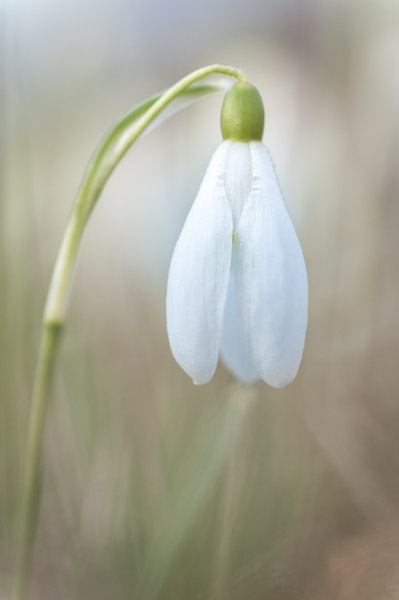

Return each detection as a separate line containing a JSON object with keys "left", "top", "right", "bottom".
{"left": 166, "top": 83, "right": 308, "bottom": 387}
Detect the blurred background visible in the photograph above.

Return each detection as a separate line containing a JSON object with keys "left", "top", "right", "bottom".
{"left": 1, "top": 0, "right": 399, "bottom": 598}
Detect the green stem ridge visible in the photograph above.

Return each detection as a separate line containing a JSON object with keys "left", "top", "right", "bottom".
{"left": 12, "top": 64, "right": 246, "bottom": 600}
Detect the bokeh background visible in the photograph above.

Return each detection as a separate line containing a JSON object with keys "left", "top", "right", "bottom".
{"left": 1, "top": 0, "right": 399, "bottom": 598}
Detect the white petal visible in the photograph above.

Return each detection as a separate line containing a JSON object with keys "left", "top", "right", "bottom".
{"left": 220, "top": 271, "right": 259, "bottom": 384}
{"left": 234, "top": 142, "right": 308, "bottom": 388}
{"left": 166, "top": 142, "right": 233, "bottom": 384}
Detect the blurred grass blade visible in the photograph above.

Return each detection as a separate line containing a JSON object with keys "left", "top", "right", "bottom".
{"left": 137, "top": 386, "right": 254, "bottom": 600}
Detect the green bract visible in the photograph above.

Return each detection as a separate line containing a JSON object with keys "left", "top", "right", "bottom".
{"left": 221, "top": 83, "right": 264, "bottom": 142}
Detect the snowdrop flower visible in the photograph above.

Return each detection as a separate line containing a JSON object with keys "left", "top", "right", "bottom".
{"left": 166, "top": 83, "right": 308, "bottom": 387}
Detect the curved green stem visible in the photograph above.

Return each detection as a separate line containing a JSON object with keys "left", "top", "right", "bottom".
{"left": 12, "top": 64, "right": 245, "bottom": 600}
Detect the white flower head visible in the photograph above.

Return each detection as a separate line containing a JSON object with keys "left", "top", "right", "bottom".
{"left": 166, "top": 83, "right": 308, "bottom": 388}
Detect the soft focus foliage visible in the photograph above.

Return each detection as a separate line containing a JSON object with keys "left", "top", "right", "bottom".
{"left": 1, "top": 0, "right": 398, "bottom": 598}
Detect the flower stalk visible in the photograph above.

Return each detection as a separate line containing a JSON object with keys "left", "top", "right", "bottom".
{"left": 12, "top": 64, "right": 246, "bottom": 600}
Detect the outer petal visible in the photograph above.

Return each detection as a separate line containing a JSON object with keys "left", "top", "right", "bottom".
{"left": 166, "top": 142, "right": 233, "bottom": 384}
{"left": 220, "top": 271, "right": 259, "bottom": 384}
{"left": 233, "top": 142, "right": 308, "bottom": 388}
